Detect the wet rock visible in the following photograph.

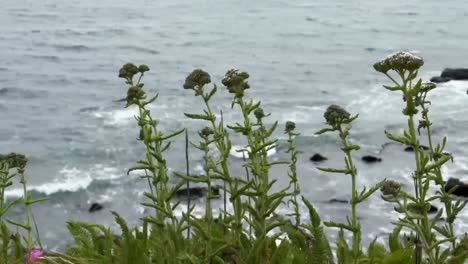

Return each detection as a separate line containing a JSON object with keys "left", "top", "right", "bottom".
{"left": 174, "top": 185, "right": 222, "bottom": 199}
{"left": 89, "top": 203, "right": 103, "bottom": 213}
{"left": 441, "top": 68, "right": 468, "bottom": 80}
{"left": 404, "top": 145, "right": 429, "bottom": 152}
{"left": 444, "top": 178, "right": 468, "bottom": 197}
{"left": 310, "top": 153, "right": 327, "bottom": 162}
{"left": 428, "top": 205, "right": 438, "bottom": 214}
{"left": 361, "top": 155, "right": 382, "bottom": 163}
{"left": 430, "top": 76, "right": 453, "bottom": 83}
{"left": 328, "top": 198, "right": 348, "bottom": 204}
{"left": 211, "top": 185, "right": 220, "bottom": 196}
{"left": 175, "top": 187, "right": 204, "bottom": 199}
{"left": 79, "top": 106, "right": 100, "bottom": 113}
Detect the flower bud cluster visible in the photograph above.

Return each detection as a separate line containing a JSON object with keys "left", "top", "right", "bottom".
{"left": 183, "top": 69, "right": 211, "bottom": 95}
{"left": 0, "top": 152, "right": 27, "bottom": 170}
{"left": 373, "top": 52, "right": 424, "bottom": 73}
{"left": 222, "top": 69, "right": 250, "bottom": 97}
{"left": 324, "top": 105, "right": 350, "bottom": 127}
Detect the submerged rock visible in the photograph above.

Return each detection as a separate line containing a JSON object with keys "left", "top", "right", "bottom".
{"left": 310, "top": 153, "right": 327, "bottom": 162}
{"left": 441, "top": 68, "right": 468, "bottom": 80}
{"left": 404, "top": 145, "right": 429, "bottom": 152}
{"left": 430, "top": 68, "right": 468, "bottom": 83}
{"left": 175, "top": 187, "right": 204, "bottom": 198}
{"left": 328, "top": 198, "right": 348, "bottom": 204}
{"left": 89, "top": 203, "right": 103, "bottom": 213}
{"left": 444, "top": 178, "right": 468, "bottom": 197}
{"left": 174, "top": 185, "right": 221, "bottom": 199}
{"left": 361, "top": 155, "right": 382, "bottom": 163}
{"left": 430, "top": 76, "right": 453, "bottom": 83}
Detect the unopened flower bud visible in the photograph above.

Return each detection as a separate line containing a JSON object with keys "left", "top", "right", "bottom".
{"left": 380, "top": 180, "right": 401, "bottom": 196}
{"left": 183, "top": 69, "right": 211, "bottom": 90}
{"left": 324, "top": 105, "right": 350, "bottom": 127}
{"left": 222, "top": 69, "right": 250, "bottom": 97}
{"left": 118, "top": 63, "right": 139, "bottom": 79}
{"left": 254, "top": 108, "right": 265, "bottom": 120}
{"left": 0, "top": 153, "right": 27, "bottom": 170}
{"left": 138, "top": 64, "right": 150, "bottom": 73}
{"left": 285, "top": 121, "right": 296, "bottom": 133}
{"left": 200, "top": 127, "right": 214, "bottom": 138}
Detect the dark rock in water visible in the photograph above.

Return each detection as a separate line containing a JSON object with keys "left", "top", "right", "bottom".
{"left": 211, "top": 185, "right": 220, "bottom": 196}
{"left": 79, "top": 106, "right": 100, "bottom": 113}
{"left": 310, "top": 153, "right": 327, "bottom": 162}
{"left": 174, "top": 185, "right": 222, "bottom": 199}
{"left": 175, "top": 187, "right": 204, "bottom": 198}
{"left": 89, "top": 203, "right": 103, "bottom": 213}
{"left": 361, "top": 155, "right": 382, "bottom": 163}
{"left": 444, "top": 178, "right": 468, "bottom": 197}
{"left": 404, "top": 145, "right": 429, "bottom": 152}
{"left": 328, "top": 198, "right": 348, "bottom": 204}
{"left": 430, "top": 76, "right": 453, "bottom": 83}
{"left": 441, "top": 68, "right": 468, "bottom": 80}
{"left": 428, "top": 205, "right": 438, "bottom": 214}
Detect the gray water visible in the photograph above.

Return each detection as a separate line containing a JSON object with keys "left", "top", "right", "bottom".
{"left": 1, "top": 0, "right": 468, "bottom": 251}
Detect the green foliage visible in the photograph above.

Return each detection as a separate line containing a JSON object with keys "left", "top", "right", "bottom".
{"left": 1, "top": 52, "right": 468, "bottom": 263}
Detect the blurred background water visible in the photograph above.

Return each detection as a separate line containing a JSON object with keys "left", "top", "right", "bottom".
{"left": 1, "top": 0, "right": 468, "bottom": 251}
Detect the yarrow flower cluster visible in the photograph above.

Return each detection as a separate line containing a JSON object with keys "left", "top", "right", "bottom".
{"left": 323, "top": 105, "right": 351, "bottom": 127}
{"left": 183, "top": 69, "right": 211, "bottom": 92}
{"left": 254, "top": 108, "right": 265, "bottom": 120}
{"left": 222, "top": 69, "right": 250, "bottom": 97}
{"left": 118, "top": 63, "right": 149, "bottom": 80}
{"left": 380, "top": 180, "right": 401, "bottom": 197}
{"left": 285, "top": 121, "right": 296, "bottom": 133}
{"left": 200, "top": 126, "right": 214, "bottom": 138}
{"left": 373, "top": 51, "right": 424, "bottom": 73}
{"left": 0, "top": 152, "right": 27, "bottom": 170}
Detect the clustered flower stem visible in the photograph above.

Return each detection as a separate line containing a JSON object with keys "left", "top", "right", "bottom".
{"left": 375, "top": 51, "right": 466, "bottom": 263}
{"left": 285, "top": 122, "right": 300, "bottom": 226}
{"left": 183, "top": 70, "right": 245, "bottom": 246}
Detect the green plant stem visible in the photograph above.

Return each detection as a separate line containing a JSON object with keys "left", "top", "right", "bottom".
{"left": 337, "top": 124, "right": 360, "bottom": 262}
{"left": 401, "top": 73, "right": 437, "bottom": 263}
{"left": 421, "top": 102, "right": 457, "bottom": 250}
{"left": 238, "top": 98, "right": 267, "bottom": 238}
{"left": 198, "top": 93, "right": 243, "bottom": 245}
{"left": 19, "top": 170, "right": 32, "bottom": 254}
{"left": 287, "top": 132, "right": 300, "bottom": 227}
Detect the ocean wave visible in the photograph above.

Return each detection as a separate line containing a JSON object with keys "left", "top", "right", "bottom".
{"left": 4, "top": 164, "right": 123, "bottom": 199}
{"left": 0, "top": 87, "right": 48, "bottom": 99}
{"left": 117, "top": 45, "right": 160, "bottom": 55}
{"left": 53, "top": 44, "right": 92, "bottom": 52}
{"left": 92, "top": 106, "right": 139, "bottom": 126}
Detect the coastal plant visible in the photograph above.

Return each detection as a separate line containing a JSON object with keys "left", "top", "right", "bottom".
{"left": 374, "top": 52, "right": 468, "bottom": 263}
{"left": 0, "top": 153, "right": 46, "bottom": 263}
{"left": 315, "top": 105, "right": 385, "bottom": 263}
{"left": 2, "top": 51, "right": 468, "bottom": 263}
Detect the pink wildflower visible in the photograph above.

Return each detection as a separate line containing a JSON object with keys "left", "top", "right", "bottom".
{"left": 27, "top": 248, "right": 44, "bottom": 263}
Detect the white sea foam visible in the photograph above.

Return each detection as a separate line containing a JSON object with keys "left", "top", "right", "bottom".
{"left": 92, "top": 106, "right": 139, "bottom": 126}
{"left": 229, "top": 145, "right": 276, "bottom": 159}
{"left": 4, "top": 164, "right": 122, "bottom": 199}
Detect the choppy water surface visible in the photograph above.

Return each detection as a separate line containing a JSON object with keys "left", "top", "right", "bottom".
{"left": 1, "top": 0, "right": 468, "bottom": 251}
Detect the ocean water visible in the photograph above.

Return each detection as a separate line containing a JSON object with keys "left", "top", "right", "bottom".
{"left": 1, "top": 0, "right": 468, "bottom": 251}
